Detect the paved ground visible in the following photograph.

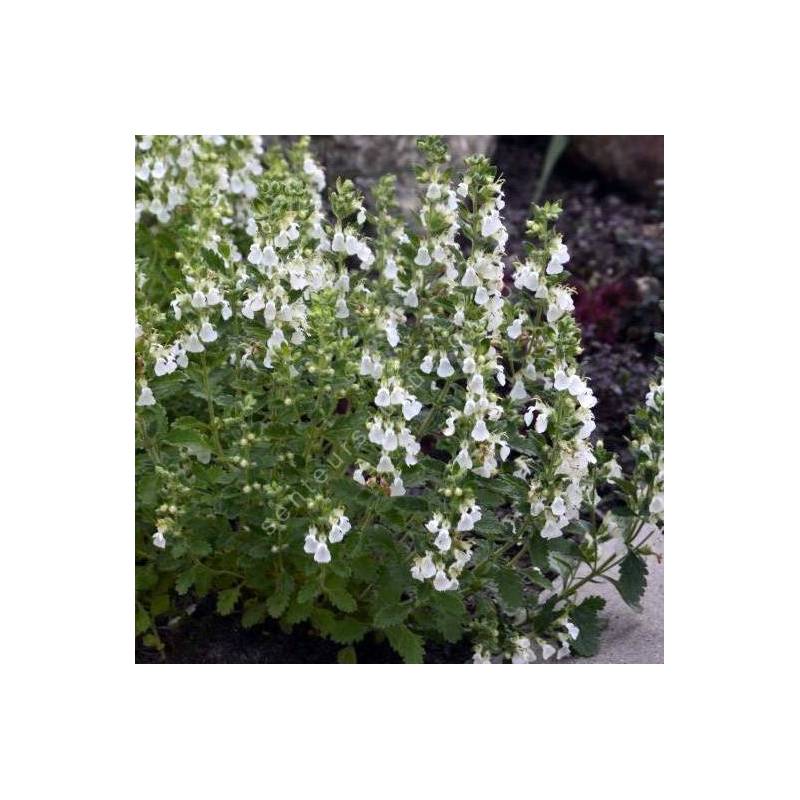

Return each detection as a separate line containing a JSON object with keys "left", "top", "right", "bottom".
{"left": 561, "top": 546, "right": 664, "bottom": 664}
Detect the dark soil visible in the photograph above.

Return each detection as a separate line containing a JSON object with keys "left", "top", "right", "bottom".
{"left": 136, "top": 598, "right": 472, "bottom": 664}
{"left": 137, "top": 136, "right": 664, "bottom": 664}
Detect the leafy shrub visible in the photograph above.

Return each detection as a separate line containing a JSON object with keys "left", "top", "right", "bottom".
{"left": 135, "top": 135, "right": 664, "bottom": 663}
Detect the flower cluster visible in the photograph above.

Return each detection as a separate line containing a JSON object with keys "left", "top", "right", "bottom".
{"left": 135, "top": 136, "right": 663, "bottom": 663}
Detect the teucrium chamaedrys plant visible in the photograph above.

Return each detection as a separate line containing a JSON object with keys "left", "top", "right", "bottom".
{"left": 135, "top": 135, "right": 664, "bottom": 663}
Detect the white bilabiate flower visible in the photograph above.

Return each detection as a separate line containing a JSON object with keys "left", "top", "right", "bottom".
{"left": 376, "top": 453, "right": 394, "bottom": 473}
{"left": 507, "top": 317, "right": 523, "bottom": 340}
{"left": 523, "top": 406, "right": 535, "bottom": 427}
{"left": 433, "top": 569, "right": 451, "bottom": 592}
{"left": 456, "top": 511, "right": 475, "bottom": 532}
{"left": 461, "top": 266, "right": 479, "bottom": 287}
{"left": 314, "top": 542, "right": 331, "bottom": 564}
{"left": 374, "top": 387, "right": 391, "bottom": 408}
{"left": 551, "top": 496, "right": 566, "bottom": 516}
{"left": 481, "top": 211, "right": 502, "bottom": 237}
{"left": 199, "top": 321, "right": 218, "bottom": 343}
{"left": 136, "top": 385, "right": 156, "bottom": 407}
{"left": 434, "top": 528, "right": 452, "bottom": 552}
{"left": 474, "top": 286, "right": 489, "bottom": 306}
{"left": 540, "top": 641, "right": 556, "bottom": 660}
{"left": 510, "top": 378, "right": 527, "bottom": 401}
{"left": 332, "top": 231, "right": 346, "bottom": 252}
{"left": 541, "top": 517, "right": 563, "bottom": 539}
{"left": 420, "top": 354, "right": 434, "bottom": 374}
{"left": 247, "top": 244, "right": 262, "bottom": 265}
{"left": 402, "top": 398, "right": 422, "bottom": 420}
{"left": 357, "top": 207, "right": 366, "bottom": 225}
{"left": 152, "top": 529, "right": 166, "bottom": 549}
{"left": 535, "top": 408, "right": 550, "bottom": 433}
{"left": 191, "top": 290, "right": 207, "bottom": 309}
{"left": 547, "top": 242, "right": 570, "bottom": 275}
{"left": 304, "top": 531, "right": 319, "bottom": 554}
{"left": 414, "top": 246, "right": 431, "bottom": 266}
{"left": 455, "top": 446, "right": 473, "bottom": 470}
{"left": 462, "top": 356, "right": 476, "bottom": 374}
{"left": 403, "top": 287, "right": 418, "bottom": 307}
{"left": 437, "top": 355, "right": 455, "bottom": 378}
{"left": 649, "top": 494, "right": 664, "bottom": 514}
{"left": 335, "top": 297, "right": 349, "bottom": 318}
{"left": 262, "top": 245, "right": 278, "bottom": 267}
{"left": 390, "top": 476, "right": 406, "bottom": 496}
{"left": 471, "top": 418, "right": 490, "bottom": 442}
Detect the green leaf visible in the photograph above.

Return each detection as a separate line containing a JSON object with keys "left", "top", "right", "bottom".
{"left": 428, "top": 592, "right": 467, "bottom": 643}
{"left": 324, "top": 586, "right": 357, "bottom": 613}
{"left": 570, "top": 596, "right": 606, "bottom": 657}
{"left": 326, "top": 617, "right": 369, "bottom": 645}
{"left": 337, "top": 646, "right": 358, "bottom": 664}
{"left": 385, "top": 625, "right": 424, "bottom": 664}
{"left": 267, "top": 573, "right": 294, "bottom": 619}
{"left": 613, "top": 551, "right": 649, "bottom": 611}
{"left": 150, "top": 594, "right": 171, "bottom": 617}
{"left": 175, "top": 568, "right": 195, "bottom": 596}
{"left": 217, "top": 586, "right": 241, "bottom": 616}
{"left": 135, "top": 605, "right": 152, "bottom": 635}
{"left": 373, "top": 603, "right": 411, "bottom": 629}
{"left": 493, "top": 566, "right": 524, "bottom": 608}
{"left": 241, "top": 600, "right": 268, "bottom": 628}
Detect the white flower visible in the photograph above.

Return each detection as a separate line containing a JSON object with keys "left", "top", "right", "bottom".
{"left": 262, "top": 245, "right": 278, "bottom": 267}
{"left": 420, "top": 354, "right": 434, "bottom": 374}
{"left": 472, "top": 647, "right": 492, "bottom": 664}
{"left": 403, "top": 288, "right": 418, "bottom": 307}
{"left": 136, "top": 385, "right": 156, "bottom": 406}
{"left": 386, "top": 324, "right": 400, "bottom": 347}
{"left": 314, "top": 542, "right": 331, "bottom": 564}
{"left": 453, "top": 307, "right": 465, "bottom": 326}
{"left": 199, "top": 321, "right": 218, "bottom": 343}
{"left": 357, "top": 207, "right": 366, "bottom": 225}
{"left": 247, "top": 244, "right": 263, "bottom": 265}
{"left": 540, "top": 642, "right": 556, "bottom": 660}
{"left": 507, "top": 317, "right": 523, "bottom": 339}
{"left": 353, "top": 467, "right": 366, "bottom": 485}
{"left": 535, "top": 409, "right": 550, "bottom": 433}
{"left": 499, "top": 442, "right": 510, "bottom": 461}
{"left": 426, "top": 182, "right": 442, "bottom": 200}
{"left": 368, "top": 420, "right": 384, "bottom": 445}
{"left": 523, "top": 406, "right": 535, "bottom": 427}
{"left": 471, "top": 418, "right": 489, "bottom": 442}
{"left": 434, "top": 528, "right": 452, "bottom": 552}
{"left": 304, "top": 532, "right": 319, "bottom": 554}
{"left": 184, "top": 333, "right": 204, "bottom": 354}
{"left": 374, "top": 387, "right": 391, "bottom": 407}
{"left": 418, "top": 554, "right": 437, "bottom": 580}
{"left": 474, "top": 286, "right": 489, "bottom": 306}
{"left": 335, "top": 297, "right": 349, "bottom": 318}
{"left": 433, "top": 569, "right": 451, "bottom": 592}
{"left": 437, "top": 355, "right": 455, "bottom": 378}
{"left": 383, "top": 428, "right": 399, "bottom": 452}
{"left": 402, "top": 398, "right": 422, "bottom": 420}
{"left": 510, "top": 378, "right": 527, "bottom": 401}
{"left": 383, "top": 257, "right": 399, "bottom": 280}
{"left": 554, "top": 369, "right": 570, "bottom": 391}
{"left": 547, "top": 243, "right": 570, "bottom": 275}
{"left": 390, "top": 476, "right": 406, "bottom": 497}
{"left": 456, "top": 511, "right": 475, "bottom": 532}
{"left": 345, "top": 235, "right": 359, "bottom": 256}
{"left": 457, "top": 180, "right": 469, "bottom": 197}
{"left": 152, "top": 529, "right": 166, "bottom": 549}
{"left": 481, "top": 212, "right": 502, "bottom": 237}
{"left": 649, "top": 494, "right": 664, "bottom": 514}
{"left": 376, "top": 453, "right": 394, "bottom": 473}
{"left": 191, "top": 290, "right": 207, "bottom": 309}
{"left": 462, "top": 356, "right": 476, "bottom": 374}
{"left": 541, "top": 517, "right": 563, "bottom": 539}
{"left": 551, "top": 496, "right": 566, "bottom": 516}
{"left": 151, "top": 160, "right": 166, "bottom": 180}
{"left": 461, "top": 266, "right": 479, "bottom": 287}
{"left": 414, "top": 246, "right": 431, "bottom": 266}
{"left": 332, "top": 232, "right": 346, "bottom": 252}
{"left": 455, "top": 447, "right": 473, "bottom": 470}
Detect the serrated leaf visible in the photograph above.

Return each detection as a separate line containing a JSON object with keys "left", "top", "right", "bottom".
{"left": 373, "top": 603, "right": 411, "bottom": 629}
{"left": 570, "top": 595, "right": 606, "bottom": 657}
{"left": 217, "top": 586, "right": 240, "bottom": 616}
{"left": 386, "top": 625, "right": 424, "bottom": 664}
{"left": 494, "top": 566, "right": 524, "bottom": 608}
{"left": 324, "top": 584, "right": 357, "bottom": 613}
{"left": 175, "top": 568, "right": 195, "bottom": 596}
{"left": 614, "top": 550, "right": 649, "bottom": 611}
{"left": 241, "top": 600, "right": 267, "bottom": 628}
{"left": 428, "top": 592, "right": 467, "bottom": 643}
{"left": 327, "top": 617, "right": 369, "bottom": 645}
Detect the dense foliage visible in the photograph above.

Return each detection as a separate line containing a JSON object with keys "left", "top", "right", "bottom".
{"left": 135, "top": 135, "right": 664, "bottom": 663}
